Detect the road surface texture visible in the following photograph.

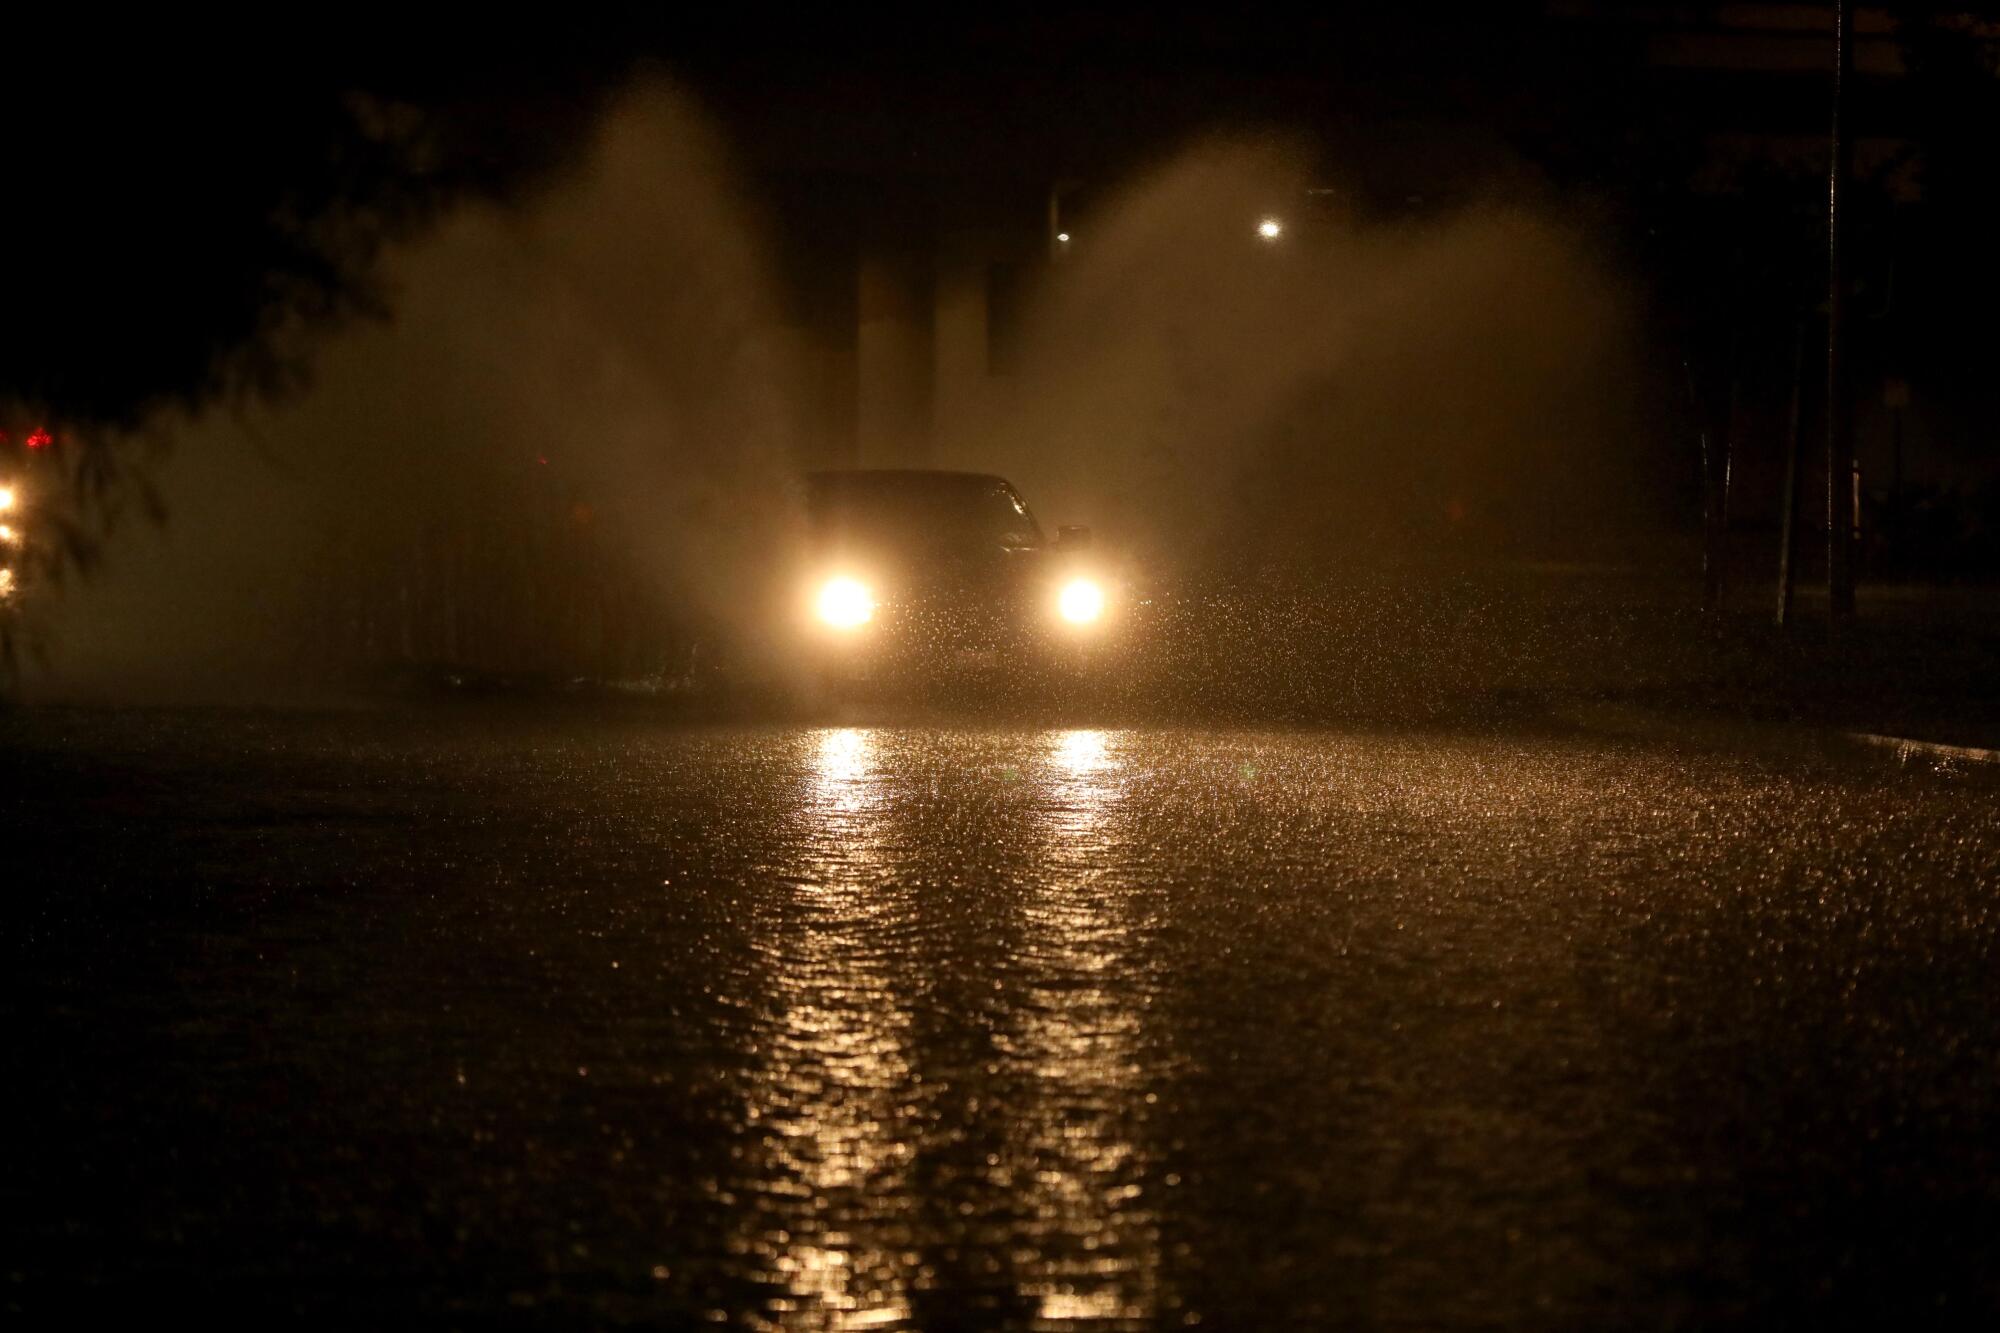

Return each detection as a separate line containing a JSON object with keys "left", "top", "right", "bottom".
{"left": 5, "top": 706, "right": 1999, "bottom": 1328}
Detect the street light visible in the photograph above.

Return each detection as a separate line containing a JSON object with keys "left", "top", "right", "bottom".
{"left": 0, "top": 484, "right": 15, "bottom": 512}
{"left": 1257, "top": 217, "right": 1284, "bottom": 241}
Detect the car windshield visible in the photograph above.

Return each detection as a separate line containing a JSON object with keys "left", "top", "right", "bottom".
{"left": 805, "top": 472, "right": 1045, "bottom": 552}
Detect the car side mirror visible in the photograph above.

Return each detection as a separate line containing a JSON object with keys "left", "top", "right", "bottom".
{"left": 1056, "top": 525, "right": 1092, "bottom": 550}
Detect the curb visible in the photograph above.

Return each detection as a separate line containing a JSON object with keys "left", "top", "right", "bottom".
{"left": 1840, "top": 731, "right": 2000, "bottom": 768}
{"left": 1552, "top": 701, "right": 2000, "bottom": 773}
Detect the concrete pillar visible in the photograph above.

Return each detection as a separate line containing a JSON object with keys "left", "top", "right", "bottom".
{"left": 932, "top": 248, "right": 990, "bottom": 462}
{"left": 857, "top": 253, "right": 934, "bottom": 466}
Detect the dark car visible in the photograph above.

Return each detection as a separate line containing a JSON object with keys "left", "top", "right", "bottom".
{"left": 791, "top": 468, "right": 1116, "bottom": 690}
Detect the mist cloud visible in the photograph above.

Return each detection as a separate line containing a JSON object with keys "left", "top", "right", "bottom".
{"left": 33, "top": 85, "right": 803, "bottom": 700}
{"left": 959, "top": 140, "right": 1653, "bottom": 574}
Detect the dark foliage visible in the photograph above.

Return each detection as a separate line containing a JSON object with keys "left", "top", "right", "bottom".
{"left": 5, "top": 15, "right": 628, "bottom": 433}
{"left": 0, "top": 13, "right": 640, "bottom": 662}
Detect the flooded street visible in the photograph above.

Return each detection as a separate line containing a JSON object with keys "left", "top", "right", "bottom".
{"left": 6, "top": 709, "right": 1999, "bottom": 1326}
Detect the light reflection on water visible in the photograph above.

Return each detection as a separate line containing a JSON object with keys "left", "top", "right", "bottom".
{"left": 1052, "top": 727, "right": 1112, "bottom": 778}
{"left": 809, "top": 727, "right": 879, "bottom": 827}
{"left": 1007, "top": 730, "right": 1169, "bottom": 1325}
{"left": 727, "top": 727, "right": 917, "bottom": 1330}
{"left": 723, "top": 727, "right": 1168, "bottom": 1329}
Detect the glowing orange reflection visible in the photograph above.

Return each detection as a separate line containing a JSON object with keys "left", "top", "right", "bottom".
{"left": 720, "top": 726, "right": 913, "bottom": 1329}
{"left": 1006, "top": 729, "right": 1168, "bottom": 1323}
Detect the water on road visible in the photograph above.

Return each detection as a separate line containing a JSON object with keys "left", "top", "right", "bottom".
{"left": 5, "top": 710, "right": 1998, "bottom": 1327}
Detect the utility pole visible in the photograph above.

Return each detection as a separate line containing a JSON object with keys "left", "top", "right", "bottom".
{"left": 1826, "top": 0, "right": 1856, "bottom": 624}
{"left": 1777, "top": 323, "right": 1806, "bottom": 626}
{"left": 1687, "top": 361, "right": 1722, "bottom": 611}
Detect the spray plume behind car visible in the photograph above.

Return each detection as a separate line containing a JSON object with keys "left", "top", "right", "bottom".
{"left": 953, "top": 138, "right": 1656, "bottom": 579}
{"left": 24, "top": 85, "right": 810, "bottom": 700}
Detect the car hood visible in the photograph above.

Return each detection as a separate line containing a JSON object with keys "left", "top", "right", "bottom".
{"left": 808, "top": 539, "right": 1050, "bottom": 598}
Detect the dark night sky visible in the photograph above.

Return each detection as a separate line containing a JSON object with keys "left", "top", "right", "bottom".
{"left": 0, "top": 6, "right": 1607, "bottom": 422}
{"left": 8, "top": 5, "right": 1999, "bottom": 436}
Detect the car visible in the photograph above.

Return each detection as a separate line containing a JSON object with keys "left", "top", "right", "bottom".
{"left": 788, "top": 468, "right": 1118, "bottom": 694}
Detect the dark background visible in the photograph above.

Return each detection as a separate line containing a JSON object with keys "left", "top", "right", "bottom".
{"left": 7, "top": 4, "right": 2000, "bottom": 684}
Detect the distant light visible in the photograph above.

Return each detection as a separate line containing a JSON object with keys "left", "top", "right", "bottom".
{"left": 1257, "top": 217, "right": 1284, "bottom": 241}
{"left": 0, "top": 524, "right": 14, "bottom": 543}
{"left": 0, "top": 485, "right": 15, "bottom": 512}
{"left": 1058, "top": 577, "right": 1105, "bottom": 624}
{"left": 0, "top": 568, "right": 13, "bottom": 597}
{"left": 1056, "top": 231, "right": 1071, "bottom": 243}
{"left": 24, "top": 429, "right": 51, "bottom": 450}
{"left": 816, "top": 576, "right": 874, "bottom": 629}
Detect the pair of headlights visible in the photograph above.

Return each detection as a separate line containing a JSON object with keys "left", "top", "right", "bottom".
{"left": 815, "top": 575, "right": 1106, "bottom": 628}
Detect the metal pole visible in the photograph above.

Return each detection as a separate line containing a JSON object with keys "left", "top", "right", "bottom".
{"left": 1712, "top": 343, "right": 1743, "bottom": 609}
{"left": 1721, "top": 355, "right": 1740, "bottom": 530}
{"left": 1686, "top": 360, "right": 1721, "bottom": 611}
{"left": 1826, "top": 0, "right": 1855, "bottom": 623}
{"left": 1890, "top": 401, "right": 1904, "bottom": 544}
{"left": 1777, "top": 322, "right": 1806, "bottom": 626}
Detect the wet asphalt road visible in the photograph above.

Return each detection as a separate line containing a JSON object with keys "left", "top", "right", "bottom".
{"left": 5, "top": 707, "right": 2000, "bottom": 1328}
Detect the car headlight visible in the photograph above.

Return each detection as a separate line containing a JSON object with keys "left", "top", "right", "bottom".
{"left": 816, "top": 575, "right": 875, "bottom": 628}
{"left": 1057, "top": 576, "right": 1105, "bottom": 624}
